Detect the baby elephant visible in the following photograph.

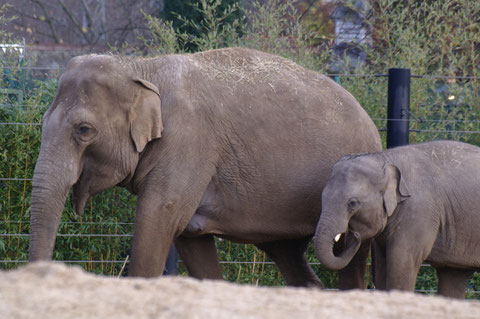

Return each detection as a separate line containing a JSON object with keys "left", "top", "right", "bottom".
{"left": 314, "top": 140, "right": 480, "bottom": 298}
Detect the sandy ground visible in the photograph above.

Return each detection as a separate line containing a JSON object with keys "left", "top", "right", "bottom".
{"left": 1, "top": 262, "right": 479, "bottom": 319}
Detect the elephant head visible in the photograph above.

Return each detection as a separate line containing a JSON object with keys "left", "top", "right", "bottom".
{"left": 29, "top": 55, "right": 163, "bottom": 261}
{"left": 314, "top": 154, "right": 410, "bottom": 270}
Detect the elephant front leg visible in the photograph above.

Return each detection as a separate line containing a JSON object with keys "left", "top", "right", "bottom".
{"left": 175, "top": 235, "right": 223, "bottom": 280}
{"left": 338, "top": 238, "right": 373, "bottom": 290}
{"left": 128, "top": 214, "right": 174, "bottom": 277}
{"left": 128, "top": 192, "right": 199, "bottom": 277}
{"left": 385, "top": 245, "right": 423, "bottom": 292}
{"left": 371, "top": 240, "right": 387, "bottom": 290}
{"left": 126, "top": 122, "right": 219, "bottom": 277}
{"left": 384, "top": 224, "right": 437, "bottom": 292}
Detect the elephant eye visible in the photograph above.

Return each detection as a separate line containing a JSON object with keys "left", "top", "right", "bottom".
{"left": 347, "top": 198, "right": 360, "bottom": 211}
{"left": 75, "top": 124, "right": 97, "bottom": 142}
{"left": 78, "top": 126, "right": 90, "bottom": 134}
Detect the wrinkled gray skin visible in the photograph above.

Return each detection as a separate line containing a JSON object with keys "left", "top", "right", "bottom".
{"left": 29, "top": 47, "right": 382, "bottom": 287}
{"left": 315, "top": 140, "right": 480, "bottom": 298}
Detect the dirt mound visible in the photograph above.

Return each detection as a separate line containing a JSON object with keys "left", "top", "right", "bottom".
{"left": 1, "top": 262, "right": 479, "bottom": 319}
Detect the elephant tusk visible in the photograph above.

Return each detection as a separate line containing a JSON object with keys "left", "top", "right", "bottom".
{"left": 334, "top": 233, "right": 341, "bottom": 242}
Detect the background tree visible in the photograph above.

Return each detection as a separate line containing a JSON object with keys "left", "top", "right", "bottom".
{"left": 294, "top": 0, "right": 336, "bottom": 48}
{"left": 1, "top": 0, "right": 163, "bottom": 47}
{"left": 161, "top": 0, "right": 242, "bottom": 51}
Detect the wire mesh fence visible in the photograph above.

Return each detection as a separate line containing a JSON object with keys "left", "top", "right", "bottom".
{"left": 1, "top": 67, "right": 479, "bottom": 298}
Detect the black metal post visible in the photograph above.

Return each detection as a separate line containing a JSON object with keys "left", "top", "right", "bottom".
{"left": 387, "top": 68, "right": 411, "bottom": 148}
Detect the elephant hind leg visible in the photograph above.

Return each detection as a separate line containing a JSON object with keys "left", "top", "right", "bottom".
{"left": 436, "top": 267, "right": 474, "bottom": 299}
{"left": 256, "top": 237, "right": 324, "bottom": 288}
{"left": 175, "top": 234, "right": 224, "bottom": 280}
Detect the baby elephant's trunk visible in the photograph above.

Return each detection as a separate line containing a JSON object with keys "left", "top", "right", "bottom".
{"left": 314, "top": 215, "right": 361, "bottom": 270}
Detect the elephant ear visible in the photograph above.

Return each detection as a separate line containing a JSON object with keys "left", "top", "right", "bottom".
{"left": 383, "top": 163, "right": 410, "bottom": 217}
{"left": 129, "top": 78, "right": 163, "bottom": 153}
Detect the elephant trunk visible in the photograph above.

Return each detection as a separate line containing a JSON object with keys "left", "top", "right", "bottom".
{"left": 314, "top": 214, "right": 361, "bottom": 271}
{"left": 29, "top": 155, "right": 77, "bottom": 262}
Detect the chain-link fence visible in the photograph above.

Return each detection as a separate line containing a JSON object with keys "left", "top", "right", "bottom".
{"left": 1, "top": 64, "right": 479, "bottom": 298}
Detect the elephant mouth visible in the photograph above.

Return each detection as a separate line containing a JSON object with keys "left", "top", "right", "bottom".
{"left": 72, "top": 179, "right": 91, "bottom": 217}
{"left": 333, "top": 230, "right": 360, "bottom": 257}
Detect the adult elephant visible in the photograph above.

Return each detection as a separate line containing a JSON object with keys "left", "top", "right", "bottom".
{"left": 29, "top": 47, "right": 382, "bottom": 287}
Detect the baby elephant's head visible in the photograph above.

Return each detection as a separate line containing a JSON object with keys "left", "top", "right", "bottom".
{"left": 314, "top": 154, "right": 410, "bottom": 270}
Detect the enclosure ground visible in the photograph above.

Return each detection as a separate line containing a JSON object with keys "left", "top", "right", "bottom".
{"left": 1, "top": 262, "right": 479, "bottom": 319}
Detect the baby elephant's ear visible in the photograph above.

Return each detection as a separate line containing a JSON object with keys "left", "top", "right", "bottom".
{"left": 383, "top": 164, "right": 410, "bottom": 216}
{"left": 130, "top": 78, "right": 163, "bottom": 153}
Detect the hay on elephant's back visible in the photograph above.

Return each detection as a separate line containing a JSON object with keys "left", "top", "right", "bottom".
{"left": 192, "top": 47, "right": 325, "bottom": 85}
